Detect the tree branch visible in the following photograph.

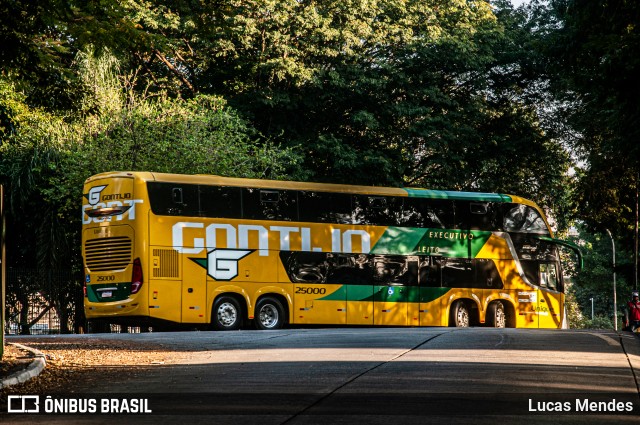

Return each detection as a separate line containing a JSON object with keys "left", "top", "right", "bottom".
{"left": 154, "top": 49, "right": 195, "bottom": 93}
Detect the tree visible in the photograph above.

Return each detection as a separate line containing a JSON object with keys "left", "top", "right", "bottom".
{"left": 568, "top": 225, "right": 634, "bottom": 327}
{"left": 164, "top": 0, "right": 574, "bottom": 219}
{"left": 541, "top": 0, "right": 640, "bottom": 246}
{"left": 0, "top": 48, "right": 299, "bottom": 332}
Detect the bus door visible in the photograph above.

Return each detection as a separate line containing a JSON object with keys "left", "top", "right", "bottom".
{"left": 373, "top": 255, "right": 418, "bottom": 326}
{"left": 537, "top": 262, "right": 563, "bottom": 328}
{"left": 180, "top": 253, "right": 208, "bottom": 323}
{"left": 418, "top": 256, "right": 448, "bottom": 326}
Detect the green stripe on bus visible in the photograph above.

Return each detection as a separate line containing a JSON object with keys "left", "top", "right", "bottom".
{"left": 403, "top": 189, "right": 511, "bottom": 202}
{"left": 371, "top": 227, "right": 428, "bottom": 254}
{"left": 372, "top": 227, "right": 492, "bottom": 258}
{"left": 319, "top": 285, "right": 450, "bottom": 303}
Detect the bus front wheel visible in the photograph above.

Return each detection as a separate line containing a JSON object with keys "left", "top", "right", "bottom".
{"left": 212, "top": 296, "right": 243, "bottom": 331}
{"left": 450, "top": 301, "right": 470, "bottom": 328}
{"left": 486, "top": 301, "right": 506, "bottom": 328}
{"left": 255, "top": 297, "right": 285, "bottom": 330}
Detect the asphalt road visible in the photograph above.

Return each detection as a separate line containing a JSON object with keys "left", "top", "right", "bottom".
{"left": 3, "top": 327, "right": 640, "bottom": 424}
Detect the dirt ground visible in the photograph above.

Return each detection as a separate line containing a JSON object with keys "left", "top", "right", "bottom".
{"left": 0, "top": 344, "right": 33, "bottom": 383}
{"left": 1, "top": 338, "right": 178, "bottom": 398}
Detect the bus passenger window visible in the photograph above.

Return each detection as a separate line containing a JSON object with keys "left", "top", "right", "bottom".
{"left": 147, "top": 182, "right": 199, "bottom": 216}
{"left": 503, "top": 204, "right": 548, "bottom": 234}
{"left": 441, "top": 258, "right": 475, "bottom": 288}
{"left": 199, "top": 186, "right": 242, "bottom": 219}
{"left": 243, "top": 188, "right": 297, "bottom": 221}
{"left": 353, "top": 195, "right": 403, "bottom": 226}
{"left": 419, "top": 256, "right": 441, "bottom": 287}
{"left": 452, "top": 201, "right": 501, "bottom": 231}
{"left": 298, "top": 191, "right": 353, "bottom": 224}
{"left": 401, "top": 199, "right": 454, "bottom": 229}
{"left": 540, "top": 263, "right": 558, "bottom": 290}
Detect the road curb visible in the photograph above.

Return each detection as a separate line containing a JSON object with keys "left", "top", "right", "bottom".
{"left": 0, "top": 342, "right": 47, "bottom": 390}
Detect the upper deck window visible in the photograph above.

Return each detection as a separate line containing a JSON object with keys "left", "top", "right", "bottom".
{"left": 298, "top": 191, "right": 352, "bottom": 224}
{"left": 243, "top": 188, "right": 297, "bottom": 221}
{"left": 148, "top": 182, "right": 199, "bottom": 216}
{"left": 503, "top": 204, "right": 548, "bottom": 234}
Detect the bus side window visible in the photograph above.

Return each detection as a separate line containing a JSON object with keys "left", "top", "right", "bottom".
{"left": 199, "top": 186, "right": 242, "bottom": 219}
{"left": 419, "top": 256, "right": 441, "bottom": 287}
{"left": 441, "top": 258, "right": 474, "bottom": 288}
{"left": 520, "top": 260, "right": 539, "bottom": 287}
{"left": 540, "top": 263, "right": 559, "bottom": 290}
{"left": 353, "top": 195, "right": 403, "bottom": 226}
{"left": 503, "top": 204, "right": 548, "bottom": 234}
{"left": 243, "top": 188, "right": 297, "bottom": 221}
{"left": 298, "top": 191, "right": 353, "bottom": 224}
{"left": 454, "top": 201, "right": 500, "bottom": 231}
{"left": 474, "top": 259, "right": 503, "bottom": 289}
{"left": 401, "top": 199, "right": 453, "bottom": 229}
{"left": 147, "top": 182, "right": 199, "bottom": 216}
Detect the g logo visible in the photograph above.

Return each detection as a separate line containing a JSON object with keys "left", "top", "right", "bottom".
{"left": 85, "top": 185, "right": 107, "bottom": 206}
{"left": 207, "top": 249, "right": 252, "bottom": 281}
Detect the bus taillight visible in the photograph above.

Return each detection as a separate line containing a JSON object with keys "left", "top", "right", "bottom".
{"left": 131, "top": 258, "right": 143, "bottom": 294}
{"left": 83, "top": 265, "right": 88, "bottom": 297}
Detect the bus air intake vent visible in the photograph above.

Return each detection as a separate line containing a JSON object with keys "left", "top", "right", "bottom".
{"left": 153, "top": 249, "right": 180, "bottom": 278}
{"left": 85, "top": 237, "right": 132, "bottom": 271}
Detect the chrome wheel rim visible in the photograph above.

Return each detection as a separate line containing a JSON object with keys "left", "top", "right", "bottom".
{"left": 495, "top": 304, "right": 506, "bottom": 328}
{"left": 259, "top": 304, "right": 279, "bottom": 329}
{"left": 217, "top": 302, "right": 238, "bottom": 327}
{"left": 457, "top": 306, "right": 469, "bottom": 327}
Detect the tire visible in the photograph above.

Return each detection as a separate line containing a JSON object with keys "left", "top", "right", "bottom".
{"left": 254, "top": 297, "right": 286, "bottom": 330}
{"left": 212, "top": 296, "right": 243, "bottom": 331}
{"left": 450, "top": 300, "right": 470, "bottom": 328}
{"left": 486, "top": 301, "right": 506, "bottom": 328}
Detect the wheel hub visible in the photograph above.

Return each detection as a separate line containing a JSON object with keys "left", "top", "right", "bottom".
{"left": 259, "top": 305, "right": 279, "bottom": 328}
{"left": 218, "top": 302, "right": 237, "bottom": 327}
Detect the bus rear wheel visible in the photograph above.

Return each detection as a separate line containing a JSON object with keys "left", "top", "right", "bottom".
{"left": 450, "top": 301, "right": 470, "bottom": 328}
{"left": 486, "top": 301, "right": 506, "bottom": 328}
{"left": 212, "top": 296, "right": 242, "bottom": 331}
{"left": 255, "top": 297, "right": 285, "bottom": 330}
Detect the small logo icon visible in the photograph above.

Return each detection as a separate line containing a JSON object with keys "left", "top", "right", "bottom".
{"left": 207, "top": 249, "right": 252, "bottom": 281}
{"left": 7, "top": 395, "right": 40, "bottom": 413}
{"left": 191, "top": 249, "right": 253, "bottom": 281}
{"left": 84, "top": 185, "right": 108, "bottom": 206}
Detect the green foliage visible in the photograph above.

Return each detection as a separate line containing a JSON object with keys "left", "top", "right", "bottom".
{"left": 540, "top": 0, "right": 640, "bottom": 239}
{"left": 0, "top": 47, "right": 299, "bottom": 290}
{"left": 573, "top": 315, "right": 616, "bottom": 331}
{"left": 179, "top": 0, "right": 573, "bottom": 215}
{"left": 2, "top": 0, "right": 638, "bottom": 330}
{"left": 2, "top": 1, "right": 576, "bottom": 214}
{"left": 566, "top": 225, "right": 634, "bottom": 328}
{"left": 564, "top": 289, "right": 584, "bottom": 329}
{"left": 566, "top": 279, "right": 621, "bottom": 330}
{"left": 0, "top": 47, "right": 300, "bottom": 331}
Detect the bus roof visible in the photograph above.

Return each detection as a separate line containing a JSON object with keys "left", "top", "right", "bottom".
{"left": 86, "top": 171, "right": 518, "bottom": 203}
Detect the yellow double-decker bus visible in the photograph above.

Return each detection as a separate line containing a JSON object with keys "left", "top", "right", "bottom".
{"left": 82, "top": 171, "right": 581, "bottom": 331}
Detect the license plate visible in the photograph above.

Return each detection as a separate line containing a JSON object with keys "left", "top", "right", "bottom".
{"left": 101, "top": 291, "right": 113, "bottom": 298}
